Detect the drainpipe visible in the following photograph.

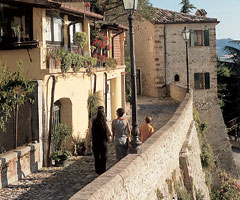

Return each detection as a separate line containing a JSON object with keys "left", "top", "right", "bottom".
{"left": 104, "top": 72, "right": 107, "bottom": 115}
{"left": 164, "top": 24, "right": 167, "bottom": 87}
{"left": 112, "top": 29, "right": 124, "bottom": 58}
{"left": 47, "top": 75, "right": 56, "bottom": 167}
{"left": 93, "top": 73, "right": 97, "bottom": 93}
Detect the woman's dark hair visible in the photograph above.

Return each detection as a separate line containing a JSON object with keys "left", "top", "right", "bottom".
{"left": 116, "top": 108, "right": 125, "bottom": 117}
{"left": 95, "top": 106, "right": 106, "bottom": 126}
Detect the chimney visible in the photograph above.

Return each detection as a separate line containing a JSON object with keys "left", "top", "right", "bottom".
{"left": 195, "top": 9, "right": 207, "bottom": 17}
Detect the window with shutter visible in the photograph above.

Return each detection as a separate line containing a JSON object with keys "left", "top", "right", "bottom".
{"left": 204, "top": 30, "right": 210, "bottom": 46}
{"left": 194, "top": 72, "right": 210, "bottom": 89}
{"left": 189, "top": 30, "right": 210, "bottom": 47}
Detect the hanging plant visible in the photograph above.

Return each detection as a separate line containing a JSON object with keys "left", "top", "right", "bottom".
{"left": 61, "top": 51, "right": 73, "bottom": 73}
{"left": 105, "top": 57, "right": 117, "bottom": 70}
{"left": 73, "top": 32, "right": 88, "bottom": 49}
{"left": 91, "top": 32, "right": 108, "bottom": 49}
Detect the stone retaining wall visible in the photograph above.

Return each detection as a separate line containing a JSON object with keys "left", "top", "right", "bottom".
{"left": 0, "top": 143, "right": 40, "bottom": 189}
{"left": 70, "top": 87, "right": 209, "bottom": 199}
{"left": 169, "top": 83, "right": 186, "bottom": 102}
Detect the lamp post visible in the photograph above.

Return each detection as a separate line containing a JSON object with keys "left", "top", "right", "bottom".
{"left": 182, "top": 27, "right": 190, "bottom": 93}
{"left": 123, "top": 0, "right": 141, "bottom": 153}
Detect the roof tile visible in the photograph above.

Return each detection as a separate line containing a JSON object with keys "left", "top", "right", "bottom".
{"left": 154, "top": 8, "right": 218, "bottom": 24}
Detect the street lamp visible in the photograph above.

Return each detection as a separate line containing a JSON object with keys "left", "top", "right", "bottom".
{"left": 182, "top": 27, "right": 190, "bottom": 93}
{"left": 123, "top": 0, "right": 141, "bottom": 153}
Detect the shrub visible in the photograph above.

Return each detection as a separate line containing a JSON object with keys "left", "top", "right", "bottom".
{"left": 52, "top": 123, "right": 72, "bottom": 152}
{"left": 195, "top": 187, "right": 205, "bottom": 200}
{"left": 156, "top": 188, "right": 164, "bottom": 200}
{"left": 73, "top": 32, "right": 88, "bottom": 48}
{"left": 175, "top": 183, "right": 191, "bottom": 200}
{"left": 210, "top": 171, "right": 240, "bottom": 200}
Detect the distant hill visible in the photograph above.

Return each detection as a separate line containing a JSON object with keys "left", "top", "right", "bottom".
{"left": 216, "top": 38, "right": 238, "bottom": 57}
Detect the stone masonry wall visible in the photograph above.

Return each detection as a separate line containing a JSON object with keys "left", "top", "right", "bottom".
{"left": 70, "top": 87, "right": 209, "bottom": 200}
{"left": 0, "top": 143, "right": 40, "bottom": 189}
{"left": 135, "top": 18, "right": 159, "bottom": 97}
{"left": 156, "top": 23, "right": 218, "bottom": 95}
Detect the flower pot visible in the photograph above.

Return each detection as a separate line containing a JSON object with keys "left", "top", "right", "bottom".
{"left": 55, "top": 59, "right": 61, "bottom": 69}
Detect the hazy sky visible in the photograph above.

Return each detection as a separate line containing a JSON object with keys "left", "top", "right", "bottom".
{"left": 150, "top": 0, "right": 240, "bottom": 40}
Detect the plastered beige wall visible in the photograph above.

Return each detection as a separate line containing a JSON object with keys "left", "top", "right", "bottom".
{"left": 43, "top": 67, "right": 125, "bottom": 140}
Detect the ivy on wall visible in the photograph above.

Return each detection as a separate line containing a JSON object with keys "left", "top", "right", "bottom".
{"left": 0, "top": 60, "right": 35, "bottom": 131}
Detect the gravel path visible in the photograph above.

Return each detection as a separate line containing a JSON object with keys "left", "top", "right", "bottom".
{"left": 0, "top": 96, "right": 179, "bottom": 200}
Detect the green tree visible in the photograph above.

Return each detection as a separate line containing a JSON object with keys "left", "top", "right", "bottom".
{"left": 0, "top": 60, "right": 35, "bottom": 131}
{"left": 90, "top": 0, "right": 156, "bottom": 21}
{"left": 224, "top": 40, "right": 240, "bottom": 66}
{"left": 179, "top": 0, "right": 196, "bottom": 14}
{"left": 218, "top": 41, "right": 240, "bottom": 121}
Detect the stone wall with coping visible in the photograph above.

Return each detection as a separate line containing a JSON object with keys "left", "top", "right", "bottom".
{"left": 70, "top": 88, "right": 209, "bottom": 199}
{"left": 0, "top": 143, "right": 40, "bottom": 189}
{"left": 170, "top": 83, "right": 187, "bottom": 102}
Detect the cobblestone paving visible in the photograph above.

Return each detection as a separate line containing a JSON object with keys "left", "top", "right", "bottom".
{"left": 0, "top": 96, "right": 179, "bottom": 200}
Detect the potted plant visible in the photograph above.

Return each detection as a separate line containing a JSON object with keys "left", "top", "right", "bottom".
{"left": 51, "top": 150, "right": 72, "bottom": 167}
{"left": 73, "top": 32, "right": 88, "bottom": 49}
{"left": 49, "top": 48, "right": 65, "bottom": 69}
{"left": 72, "top": 54, "right": 84, "bottom": 73}
{"left": 72, "top": 136, "right": 86, "bottom": 156}
{"left": 105, "top": 57, "right": 117, "bottom": 70}
{"left": 11, "top": 24, "right": 21, "bottom": 43}
{"left": 51, "top": 123, "right": 73, "bottom": 167}
{"left": 61, "top": 51, "right": 73, "bottom": 73}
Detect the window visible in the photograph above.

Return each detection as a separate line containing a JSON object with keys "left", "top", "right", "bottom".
{"left": 46, "top": 13, "right": 63, "bottom": 44}
{"left": 194, "top": 72, "right": 210, "bottom": 89}
{"left": 174, "top": 74, "right": 180, "bottom": 82}
{"left": 190, "top": 30, "right": 209, "bottom": 47}
{"left": 69, "top": 23, "right": 83, "bottom": 44}
{"left": 0, "top": 3, "right": 33, "bottom": 48}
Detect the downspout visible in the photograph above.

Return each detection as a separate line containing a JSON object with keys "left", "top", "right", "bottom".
{"left": 93, "top": 73, "right": 97, "bottom": 93}
{"left": 164, "top": 24, "right": 167, "bottom": 87}
{"left": 47, "top": 75, "right": 56, "bottom": 167}
{"left": 112, "top": 29, "right": 124, "bottom": 58}
{"left": 104, "top": 72, "right": 107, "bottom": 115}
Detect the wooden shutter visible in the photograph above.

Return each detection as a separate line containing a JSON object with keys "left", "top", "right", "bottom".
{"left": 190, "top": 30, "right": 195, "bottom": 46}
{"left": 194, "top": 73, "right": 201, "bottom": 89}
{"left": 204, "top": 30, "right": 210, "bottom": 46}
{"left": 205, "top": 72, "right": 210, "bottom": 89}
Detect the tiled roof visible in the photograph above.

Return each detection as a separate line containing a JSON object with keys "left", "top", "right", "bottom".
{"left": 59, "top": 3, "right": 103, "bottom": 19}
{"left": 154, "top": 8, "right": 218, "bottom": 24}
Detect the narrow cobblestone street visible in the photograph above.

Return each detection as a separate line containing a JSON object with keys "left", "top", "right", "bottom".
{"left": 0, "top": 96, "right": 179, "bottom": 200}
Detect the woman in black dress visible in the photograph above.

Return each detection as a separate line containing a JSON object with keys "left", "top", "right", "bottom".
{"left": 86, "top": 106, "right": 112, "bottom": 175}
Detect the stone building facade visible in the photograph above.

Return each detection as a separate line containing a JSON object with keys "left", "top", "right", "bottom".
{"left": 135, "top": 9, "right": 219, "bottom": 98}
{"left": 134, "top": 9, "right": 238, "bottom": 178}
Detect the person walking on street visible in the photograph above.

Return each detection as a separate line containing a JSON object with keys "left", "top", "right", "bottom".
{"left": 139, "top": 115, "right": 154, "bottom": 143}
{"left": 86, "top": 106, "right": 112, "bottom": 175}
{"left": 112, "top": 108, "right": 131, "bottom": 161}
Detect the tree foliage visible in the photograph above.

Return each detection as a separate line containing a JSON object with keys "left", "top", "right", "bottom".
{"left": 90, "top": 0, "right": 156, "bottom": 22}
{"left": 0, "top": 60, "right": 35, "bottom": 131}
{"left": 224, "top": 40, "right": 240, "bottom": 66}
{"left": 218, "top": 41, "right": 240, "bottom": 121}
{"left": 179, "top": 0, "right": 196, "bottom": 14}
